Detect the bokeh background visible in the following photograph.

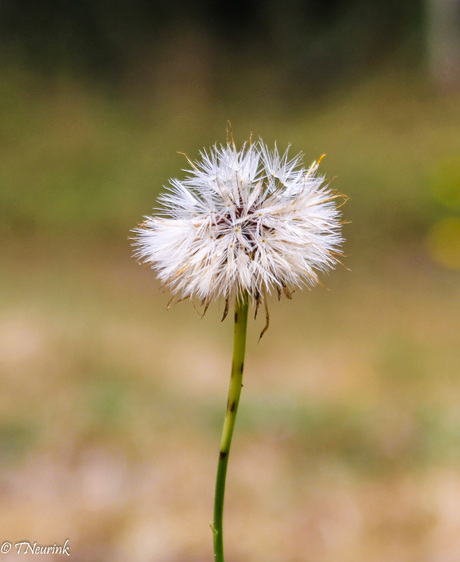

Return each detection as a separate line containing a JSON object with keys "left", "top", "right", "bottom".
{"left": 1, "top": 1, "right": 460, "bottom": 560}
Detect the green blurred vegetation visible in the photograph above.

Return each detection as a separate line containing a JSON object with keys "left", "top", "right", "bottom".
{"left": 2, "top": 62, "right": 459, "bottom": 260}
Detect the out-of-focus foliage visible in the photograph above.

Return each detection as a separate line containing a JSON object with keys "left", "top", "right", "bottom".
{"left": 1, "top": 63, "right": 459, "bottom": 264}
{"left": 0, "top": 0, "right": 422, "bottom": 90}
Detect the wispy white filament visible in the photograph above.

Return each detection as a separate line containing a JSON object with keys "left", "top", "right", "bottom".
{"left": 133, "top": 140, "right": 344, "bottom": 306}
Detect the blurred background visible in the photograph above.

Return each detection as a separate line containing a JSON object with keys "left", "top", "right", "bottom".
{"left": 1, "top": 0, "right": 460, "bottom": 560}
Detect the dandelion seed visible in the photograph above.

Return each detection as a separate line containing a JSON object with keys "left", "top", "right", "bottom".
{"left": 133, "top": 140, "right": 344, "bottom": 310}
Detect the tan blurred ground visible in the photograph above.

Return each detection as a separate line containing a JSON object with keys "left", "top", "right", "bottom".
{"left": 1, "top": 234, "right": 460, "bottom": 561}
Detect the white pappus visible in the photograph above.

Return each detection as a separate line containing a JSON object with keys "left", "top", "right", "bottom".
{"left": 133, "top": 138, "right": 345, "bottom": 325}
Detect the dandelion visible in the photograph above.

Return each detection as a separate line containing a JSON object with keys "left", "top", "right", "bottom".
{"left": 132, "top": 134, "right": 345, "bottom": 561}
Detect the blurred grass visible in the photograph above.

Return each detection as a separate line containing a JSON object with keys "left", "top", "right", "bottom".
{"left": 1, "top": 63, "right": 460, "bottom": 561}
{"left": 2, "top": 63, "right": 459, "bottom": 258}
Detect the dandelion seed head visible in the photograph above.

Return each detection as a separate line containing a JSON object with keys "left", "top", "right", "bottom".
{"left": 133, "top": 139, "right": 345, "bottom": 306}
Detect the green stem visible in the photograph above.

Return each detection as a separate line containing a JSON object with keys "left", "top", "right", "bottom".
{"left": 212, "top": 295, "right": 249, "bottom": 562}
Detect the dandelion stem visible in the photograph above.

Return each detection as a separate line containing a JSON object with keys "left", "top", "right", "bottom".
{"left": 212, "top": 294, "right": 249, "bottom": 561}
